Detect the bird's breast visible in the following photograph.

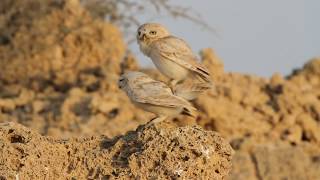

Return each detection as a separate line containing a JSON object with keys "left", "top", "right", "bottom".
{"left": 150, "top": 52, "right": 189, "bottom": 81}
{"left": 139, "top": 41, "right": 152, "bottom": 56}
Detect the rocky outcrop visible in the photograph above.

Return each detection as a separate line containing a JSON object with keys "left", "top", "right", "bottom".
{"left": 197, "top": 50, "right": 320, "bottom": 180}
{"left": 0, "top": 0, "right": 145, "bottom": 139}
{"left": 0, "top": 0, "right": 125, "bottom": 85}
{"left": 229, "top": 143, "right": 320, "bottom": 180}
{"left": 0, "top": 122, "right": 234, "bottom": 179}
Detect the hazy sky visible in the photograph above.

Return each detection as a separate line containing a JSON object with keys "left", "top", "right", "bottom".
{"left": 129, "top": 0, "right": 319, "bottom": 77}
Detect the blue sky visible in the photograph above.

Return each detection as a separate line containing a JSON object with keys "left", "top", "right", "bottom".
{"left": 129, "top": 0, "right": 319, "bottom": 77}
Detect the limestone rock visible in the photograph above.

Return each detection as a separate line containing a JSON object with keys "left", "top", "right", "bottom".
{"left": 0, "top": 0, "right": 125, "bottom": 85}
{"left": 0, "top": 122, "right": 234, "bottom": 179}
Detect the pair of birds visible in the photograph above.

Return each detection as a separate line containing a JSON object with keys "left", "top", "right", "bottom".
{"left": 118, "top": 23, "right": 212, "bottom": 125}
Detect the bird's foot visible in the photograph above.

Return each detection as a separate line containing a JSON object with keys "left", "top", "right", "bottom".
{"left": 170, "top": 79, "right": 180, "bottom": 87}
{"left": 145, "top": 116, "right": 167, "bottom": 128}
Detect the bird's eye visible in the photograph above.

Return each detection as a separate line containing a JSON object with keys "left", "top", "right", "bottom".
{"left": 138, "top": 31, "right": 141, "bottom": 36}
{"left": 119, "top": 78, "right": 124, "bottom": 82}
{"left": 149, "top": 31, "right": 157, "bottom": 35}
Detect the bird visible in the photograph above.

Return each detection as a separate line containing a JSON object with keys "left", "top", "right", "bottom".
{"left": 137, "top": 23, "right": 211, "bottom": 86}
{"left": 172, "top": 78, "right": 213, "bottom": 101}
{"left": 118, "top": 71, "right": 197, "bottom": 125}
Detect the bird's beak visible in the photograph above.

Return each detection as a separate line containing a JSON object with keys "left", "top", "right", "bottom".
{"left": 139, "top": 33, "right": 146, "bottom": 41}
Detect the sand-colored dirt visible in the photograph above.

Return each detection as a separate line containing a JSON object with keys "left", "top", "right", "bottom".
{"left": 0, "top": 0, "right": 319, "bottom": 179}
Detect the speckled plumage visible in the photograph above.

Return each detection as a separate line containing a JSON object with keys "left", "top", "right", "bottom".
{"left": 137, "top": 23, "right": 211, "bottom": 84}
{"left": 118, "top": 71, "right": 197, "bottom": 124}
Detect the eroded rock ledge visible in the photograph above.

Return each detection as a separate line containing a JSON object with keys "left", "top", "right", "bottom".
{"left": 0, "top": 122, "right": 234, "bottom": 179}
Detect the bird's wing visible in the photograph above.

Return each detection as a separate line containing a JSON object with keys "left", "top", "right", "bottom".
{"left": 152, "top": 36, "right": 211, "bottom": 82}
{"left": 173, "top": 81, "right": 212, "bottom": 100}
{"left": 174, "top": 81, "right": 212, "bottom": 94}
{"left": 128, "top": 80, "right": 195, "bottom": 109}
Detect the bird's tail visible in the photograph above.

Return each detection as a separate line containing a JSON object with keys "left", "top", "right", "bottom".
{"left": 182, "top": 106, "right": 198, "bottom": 118}
{"left": 174, "top": 81, "right": 212, "bottom": 100}
{"left": 195, "top": 65, "right": 212, "bottom": 83}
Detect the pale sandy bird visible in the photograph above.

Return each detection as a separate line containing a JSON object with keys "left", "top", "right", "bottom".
{"left": 118, "top": 71, "right": 197, "bottom": 124}
{"left": 173, "top": 79, "right": 212, "bottom": 101}
{"left": 137, "top": 23, "right": 211, "bottom": 85}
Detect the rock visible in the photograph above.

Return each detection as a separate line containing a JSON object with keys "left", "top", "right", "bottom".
{"left": 200, "top": 48, "right": 224, "bottom": 81}
{"left": 227, "top": 152, "right": 256, "bottom": 180}
{"left": 296, "top": 113, "right": 320, "bottom": 143}
{"left": 297, "top": 57, "right": 320, "bottom": 76}
{"left": 0, "top": 0, "right": 145, "bottom": 139}
{"left": 0, "top": 122, "right": 234, "bottom": 179}
{"left": 229, "top": 143, "right": 320, "bottom": 180}
{"left": 250, "top": 143, "right": 317, "bottom": 180}
{"left": 0, "top": 0, "right": 125, "bottom": 85}
{"left": 121, "top": 52, "right": 140, "bottom": 73}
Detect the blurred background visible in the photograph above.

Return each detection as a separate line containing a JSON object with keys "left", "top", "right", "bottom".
{"left": 127, "top": 0, "right": 319, "bottom": 77}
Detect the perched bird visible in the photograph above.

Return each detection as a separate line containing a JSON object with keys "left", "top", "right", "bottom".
{"left": 118, "top": 71, "right": 197, "bottom": 124}
{"left": 137, "top": 23, "right": 211, "bottom": 86}
{"left": 172, "top": 79, "right": 212, "bottom": 101}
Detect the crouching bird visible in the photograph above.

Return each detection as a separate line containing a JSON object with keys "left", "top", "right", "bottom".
{"left": 118, "top": 71, "right": 197, "bottom": 125}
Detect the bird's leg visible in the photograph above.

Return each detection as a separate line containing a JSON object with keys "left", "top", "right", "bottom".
{"left": 146, "top": 116, "right": 167, "bottom": 127}
{"left": 151, "top": 116, "right": 167, "bottom": 124}
{"left": 170, "top": 79, "right": 180, "bottom": 87}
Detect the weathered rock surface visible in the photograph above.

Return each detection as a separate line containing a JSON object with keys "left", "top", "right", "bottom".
{"left": 0, "top": 122, "right": 234, "bottom": 179}
{"left": 0, "top": 0, "right": 125, "bottom": 85}
{"left": 229, "top": 143, "right": 320, "bottom": 180}
{"left": 197, "top": 50, "right": 320, "bottom": 180}
{"left": 0, "top": 0, "right": 148, "bottom": 139}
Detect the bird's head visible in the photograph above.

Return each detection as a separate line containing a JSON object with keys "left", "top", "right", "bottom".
{"left": 118, "top": 71, "right": 153, "bottom": 90}
{"left": 137, "top": 23, "right": 170, "bottom": 44}
{"left": 118, "top": 75, "right": 127, "bottom": 90}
